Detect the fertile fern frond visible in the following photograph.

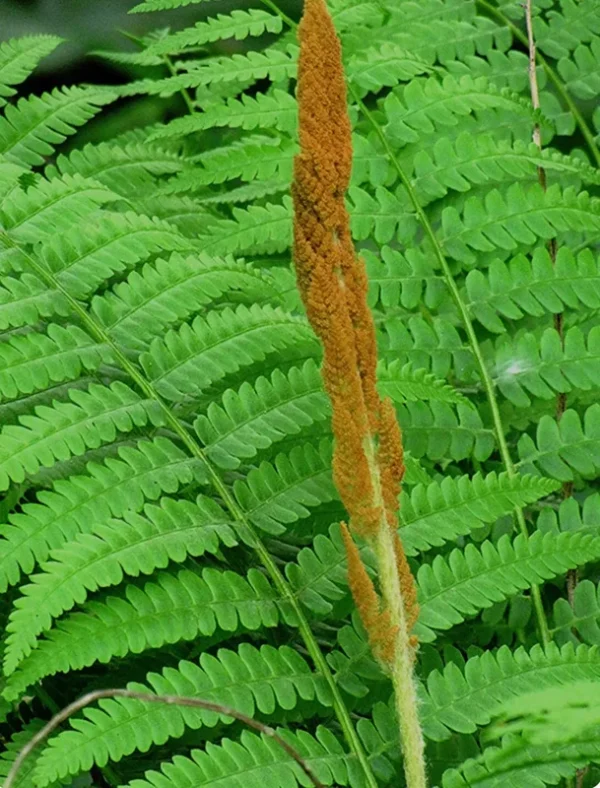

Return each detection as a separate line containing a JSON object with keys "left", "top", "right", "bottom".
{"left": 33, "top": 643, "right": 331, "bottom": 784}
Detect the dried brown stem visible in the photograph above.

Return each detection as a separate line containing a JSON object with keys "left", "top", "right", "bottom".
{"left": 3, "top": 690, "right": 325, "bottom": 788}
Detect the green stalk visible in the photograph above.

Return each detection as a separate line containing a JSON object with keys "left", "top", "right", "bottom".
{"left": 0, "top": 232, "right": 379, "bottom": 788}
{"left": 349, "top": 88, "right": 551, "bottom": 646}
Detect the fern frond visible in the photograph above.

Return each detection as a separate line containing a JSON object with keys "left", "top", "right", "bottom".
{"left": 383, "top": 75, "right": 537, "bottom": 147}
{"left": 349, "top": 185, "right": 415, "bottom": 244}
{"left": 441, "top": 184, "right": 600, "bottom": 266}
{"left": 33, "top": 643, "right": 331, "bottom": 783}
{"left": 173, "top": 136, "right": 296, "bottom": 188}
{"left": 416, "top": 530, "right": 600, "bottom": 642}
{"left": 234, "top": 440, "right": 338, "bottom": 536}
{"left": 0, "top": 381, "right": 164, "bottom": 490}
{"left": 195, "top": 360, "right": 329, "bottom": 471}
{"left": 94, "top": 252, "right": 280, "bottom": 351}
{"left": 144, "top": 9, "right": 283, "bottom": 57}
{"left": 0, "top": 174, "right": 118, "bottom": 245}
{"left": 421, "top": 642, "right": 600, "bottom": 742}
{"left": 4, "top": 567, "right": 281, "bottom": 701}
{"left": 410, "top": 134, "right": 600, "bottom": 205}
{"left": 119, "top": 46, "right": 298, "bottom": 98}
{"left": 151, "top": 90, "right": 298, "bottom": 140}
{"left": 517, "top": 404, "right": 600, "bottom": 481}
{"left": 347, "top": 43, "right": 432, "bottom": 95}
{"left": 553, "top": 579, "right": 600, "bottom": 646}
{"left": 3, "top": 496, "right": 238, "bottom": 674}
{"left": 465, "top": 247, "right": 600, "bottom": 333}
{"left": 38, "top": 211, "right": 189, "bottom": 298}
{"left": 0, "top": 324, "right": 109, "bottom": 404}
{"left": 0, "top": 36, "right": 63, "bottom": 106}
{"left": 0, "top": 87, "right": 114, "bottom": 167}
{"left": 46, "top": 139, "right": 186, "bottom": 196}
{"left": 378, "top": 361, "right": 467, "bottom": 405}
{"left": 197, "top": 197, "right": 293, "bottom": 255}
{"left": 130, "top": 0, "right": 219, "bottom": 12}
{"left": 0, "top": 720, "right": 47, "bottom": 788}
{"left": 0, "top": 436, "right": 205, "bottom": 592}
{"left": 0, "top": 272, "right": 69, "bottom": 329}
{"left": 140, "top": 304, "right": 316, "bottom": 403}
{"left": 364, "top": 245, "right": 445, "bottom": 311}
{"left": 400, "top": 472, "right": 559, "bottom": 556}
{"left": 122, "top": 727, "right": 350, "bottom": 788}
{"left": 494, "top": 325, "right": 600, "bottom": 407}
{"left": 398, "top": 400, "right": 495, "bottom": 462}
{"left": 535, "top": 0, "right": 600, "bottom": 58}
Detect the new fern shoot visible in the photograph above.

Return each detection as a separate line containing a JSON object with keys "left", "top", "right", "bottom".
{"left": 0, "top": 0, "right": 599, "bottom": 787}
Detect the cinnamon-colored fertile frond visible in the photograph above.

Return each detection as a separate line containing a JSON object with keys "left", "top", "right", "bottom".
{"left": 341, "top": 523, "right": 397, "bottom": 667}
{"left": 292, "top": 0, "right": 419, "bottom": 659}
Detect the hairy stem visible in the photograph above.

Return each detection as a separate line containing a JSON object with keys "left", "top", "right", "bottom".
{"left": 365, "top": 439, "right": 427, "bottom": 788}
{"left": 347, "top": 87, "right": 551, "bottom": 647}
{"left": 0, "top": 232, "right": 378, "bottom": 788}
{"left": 3, "top": 689, "right": 324, "bottom": 788}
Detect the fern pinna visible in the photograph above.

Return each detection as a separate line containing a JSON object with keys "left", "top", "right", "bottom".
{"left": 0, "top": 0, "right": 600, "bottom": 786}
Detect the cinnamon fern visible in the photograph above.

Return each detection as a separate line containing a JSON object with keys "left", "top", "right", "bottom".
{"left": 0, "top": 0, "right": 599, "bottom": 786}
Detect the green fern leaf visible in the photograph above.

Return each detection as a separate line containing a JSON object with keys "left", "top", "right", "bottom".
{"left": 0, "top": 86, "right": 114, "bottom": 167}
{"left": 0, "top": 436, "right": 205, "bottom": 592}
{"left": 416, "top": 530, "right": 600, "bottom": 642}
{"left": 347, "top": 43, "right": 432, "bottom": 95}
{"left": 121, "top": 726, "right": 350, "bottom": 788}
{"left": 4, "top": 567, "right": 282, "bottom": 702}
{"left": 0, "top": 381, "right": 164, "bottom": 490}
{"left": 235, "top": 440, "right": 338, "bottom": 536}
{"left": 120, "top": 46, "right": 298, "bottom": 98}
{"left": 197, "top": 197, "right": 293, "bottom": 255}
{"left": 144, "top": 9, "right": 283, "bottom": 57}
{"left": 0, "top": 324, "right": 109, "bottom": 404}
{"left": 535, "top": 0, "right": 600, "bottom": 58}
{"left": 3, "top": 495, "right": 238, "bottom": 674}
{"left": 465, "top": 247, "right": 600, "bottom": 333}
{"left": 0, "top": 272, "right": 69, "bottom": 329}
{"left": 494, "top": 326, "right": 600, "bottom": 407}
{"left": 383, "top": 75, "right": 537, "bottom": 147}
{"left": 38, "top": 211, "right": 189, "bottom": 298}
{"left": 152, "top": 90, "right": 298, "bottom": 140}
{"left": 0, "top": 36, "right": 63, "bottom": 106}
{"left": 0, "top": 720, "right": 48, "bottom": 788}
{"left": 400, "top": 472, "right": 559, "bottom": 556}
{"left": 46, "top": 138, "right": 186, "bottom": 196}
{"left": 421, "top": 642, "right": 600, "bottom": 742}
{"left": 130, "top": 0, "right": 220, "bottom": 12}
{"left": 553, "top": 579, "right": 600, "bottom": 646}
{"left": 517, "top": 404, "right": 600, "bottom": 481}
{"left": 442, "top": 184, "right": 600, "bottom": 266}
{"left": 94, "top": 252, "right": 280, "bottom": 352}
{"left": 33, "top": 643, "right": 331, "bottom": 782}
{"left": 0, "top": 173, "right": 117, "bottom": 245}
{"left": 365, "top": 245, "right": 446, "bottom": 311}
{"left": 141, "top": 304, "right": 317, "bottom": 403}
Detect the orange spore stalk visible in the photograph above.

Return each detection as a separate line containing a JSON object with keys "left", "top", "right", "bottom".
{"left": 291, "top": 0, "right": 418, "bottom": 668}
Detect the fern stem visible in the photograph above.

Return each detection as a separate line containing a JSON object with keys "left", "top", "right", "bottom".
{"left": 0, "top": 232, "right": 379, "bottom": 788}
{"left": 348, "top": 88, "right": 551, "bottom": 647}
{"left": 476, "top": 0, "right": 600, "bottom": 169}
{"left": 365, "top": 438, "right": 427, "bottom": 788}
